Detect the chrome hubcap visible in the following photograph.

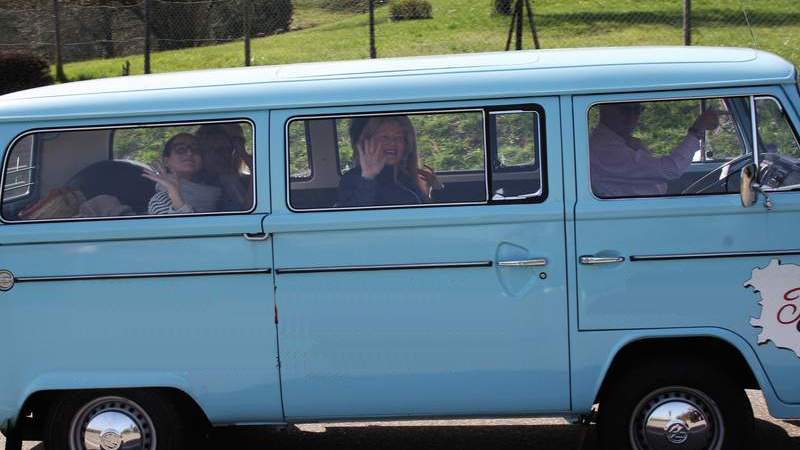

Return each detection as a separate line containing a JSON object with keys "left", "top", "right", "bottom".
{"left": 631, "top": 387, "right": 723, "bottom": 450}
{"left": 69, "top": 396, "right": 156, "bottom": 450}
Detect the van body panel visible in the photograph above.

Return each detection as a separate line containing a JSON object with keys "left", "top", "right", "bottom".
{"left": 270, "top": 98, "right": 571, "bottom": 420}
{"left": 0, "top": 112, "right": 282, "bottom": 426}
{"left": 573, "top": 87, "right": 800, "bottom": 404}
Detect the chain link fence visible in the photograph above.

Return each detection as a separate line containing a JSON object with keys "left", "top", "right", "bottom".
{"left": 0, "top": 0, "right": 797, "bottom": 80}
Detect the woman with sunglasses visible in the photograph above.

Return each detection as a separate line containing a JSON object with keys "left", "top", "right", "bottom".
{"left": 143, "top": 132, "right": 221, "bottom": 214}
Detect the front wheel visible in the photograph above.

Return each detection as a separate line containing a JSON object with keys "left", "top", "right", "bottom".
{"left": 45, "top": 390, "right": 185, "bottom": 450}
{"left": 598, "top": 359, "right": 754, "bottom": 450}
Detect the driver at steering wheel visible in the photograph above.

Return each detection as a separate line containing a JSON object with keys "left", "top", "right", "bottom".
{"left": 590, "top": 102, "right": 719, "bottom": 198}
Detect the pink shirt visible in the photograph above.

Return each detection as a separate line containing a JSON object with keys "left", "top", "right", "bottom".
{"left": 590, "top": 123, "right": 700, "bottom": 197}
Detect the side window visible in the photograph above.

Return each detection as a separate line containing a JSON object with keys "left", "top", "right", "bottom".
{"left": 589, "top": 97, "right": 751, "bottom": 199}
{"left": 490, "top": 110, "right": 543, "bottom": 199}
{"left": 2, "top": 120, "right": 254, "bottom": 222}
{"left": 3, "top": 135, "right": 35, "bottom": 202}
{"left": 288, "top": 107, "right": 547, "bottom": 211}
{"left": 755, "top": 97, "right": 800, "bottom": 190}
{"left": 290, "top": 111, "right": 487, "bottom": 210}
{"left": 287, "top": 121, "right": 312, "bottom": 180}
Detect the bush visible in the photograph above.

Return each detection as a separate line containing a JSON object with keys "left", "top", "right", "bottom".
{"left": 0, "top": 51, "right": 54, "bottom": 96}
{"left": 494, "top": 0, "right": 514, "bottom": 15}
{"left": 389, "top": 0, "right": 432, "bottom": 21}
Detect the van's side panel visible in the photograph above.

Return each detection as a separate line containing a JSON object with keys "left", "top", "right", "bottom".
{"left": 572, "top": 87, "right": 800, "bottom": 410}
{"left": 0, "top": 113, "right": 283, "bottom": 426}
{"left": 268, "top": 98, "right": 571, "bottom": 420}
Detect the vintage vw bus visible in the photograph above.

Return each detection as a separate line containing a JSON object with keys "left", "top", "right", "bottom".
{"left": 0, "top": 46, "right": 798, "bottom": 450}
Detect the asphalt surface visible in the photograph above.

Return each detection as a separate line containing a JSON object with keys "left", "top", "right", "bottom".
{"left": 4, "top": 391, "right": 798, "bottom": 449}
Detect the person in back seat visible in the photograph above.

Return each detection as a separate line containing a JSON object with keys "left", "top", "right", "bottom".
{"left": 197, "top": 123, "right": 253, "bottom": 211}
{"left": 143, "top": 133, "right": 221, "bottom": 214}
{"left": 337, "top": 115, "right": 441, "bottom": 207}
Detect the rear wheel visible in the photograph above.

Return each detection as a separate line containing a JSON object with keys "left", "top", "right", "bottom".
{"left": 598, "top": 358, "right": 754, "bottom": 450}
{"left": 45, "top": 390, "right": 185, "bottom": 450}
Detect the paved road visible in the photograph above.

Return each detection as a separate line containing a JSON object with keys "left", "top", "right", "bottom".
{"left": 4, "top": 391, "right": 798, "bottom": 449}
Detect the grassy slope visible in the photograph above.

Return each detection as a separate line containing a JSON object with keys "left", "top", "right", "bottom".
{"left": 60, "top": 0, "right": 800, "bottom": 80}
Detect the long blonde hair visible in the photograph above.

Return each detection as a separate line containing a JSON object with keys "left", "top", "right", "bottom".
{"left": 350, "top": 115, "right": 419, "bottom": 184}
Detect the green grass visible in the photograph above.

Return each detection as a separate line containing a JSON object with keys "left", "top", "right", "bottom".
{"left": 59, "top": 0, "right": 800, "bottom": 81}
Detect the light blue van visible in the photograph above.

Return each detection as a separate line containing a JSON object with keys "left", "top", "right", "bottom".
{"left": 0, "top": 46, "right": 798, "bottom": 450}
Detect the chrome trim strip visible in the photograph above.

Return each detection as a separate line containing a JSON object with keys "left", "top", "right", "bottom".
{"left": 579, "top": 255, "right": 625, "bottom": 265}
{"left": 15, "top": 268, "right": 271, "bottom": 283}
{"left": 276, "top": 261, "right": 492, "bottom": 274}
{"left": 498, "top": 258, "right": 547, "bottom": 267}
{"left": 629, "top": 250, "right": 800, "bottom": 262}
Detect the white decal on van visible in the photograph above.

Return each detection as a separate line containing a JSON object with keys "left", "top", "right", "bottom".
{"left": 745, "top": 259, "right": 800, "bottom": 358}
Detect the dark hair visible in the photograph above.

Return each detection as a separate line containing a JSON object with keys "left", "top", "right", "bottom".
{"left": 162, "top": 132, "right": 196, "bottom": 157}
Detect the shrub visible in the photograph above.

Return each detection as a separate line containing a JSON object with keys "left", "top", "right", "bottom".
{"left": 0, "top": 51, "right": 54, "bottom": 96}
{"left": 494, "top": 0, "right": 514, "bottom": 15}
{"left": 389, "top": 0, "right": 432, "bottom": 21}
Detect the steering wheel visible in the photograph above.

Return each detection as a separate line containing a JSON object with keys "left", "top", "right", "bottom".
{"left": 680, "top": 153, "right": 753, "bottom": 195}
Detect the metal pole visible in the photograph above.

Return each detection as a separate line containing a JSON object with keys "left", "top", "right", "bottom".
{"left": 514, "top": 0, "right": 523, "bottom": 50}
{"left": 53, "top": 0, "right": 66, "bottom": 82}
{"left": 524, "top": 0, "right": 540, "bottom": 49}
{"left": 243, "top": 0, "right": 252, "bottom": 66}
{"left": 369, "top": 0, "right": 376, "bottom": 58}
{"left": 504, "top": 5, "right": 516, "bottom": 51}
{"left": 144, "top": 0, "right": 151, "bottom": 74}
{"left": 683, "top": 0, "right": 692, "bottom": 46}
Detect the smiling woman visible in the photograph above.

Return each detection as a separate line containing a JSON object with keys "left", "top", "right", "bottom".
{"left": 143, "top": 132, "right": 221, "bottom": 215}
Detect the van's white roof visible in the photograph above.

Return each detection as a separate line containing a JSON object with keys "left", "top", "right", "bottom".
{"left": 0, "top": 47, "right": 794, "bottom": 122}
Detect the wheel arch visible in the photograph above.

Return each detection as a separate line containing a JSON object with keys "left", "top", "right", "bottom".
{"left": 593, "top": 333, "right": 761, "bottom": 407}
{"left": 15, "top": 386, "right": 209, "bottom": 441}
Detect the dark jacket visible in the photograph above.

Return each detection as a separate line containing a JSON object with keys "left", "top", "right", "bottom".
{"left": 337, "top": 166, "right": 423, "bottom": 207}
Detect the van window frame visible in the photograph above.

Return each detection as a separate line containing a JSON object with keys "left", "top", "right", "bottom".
{"left": 0, "top": 118, "right": 258, "bottom": 224}
{"left": 284, "top": 104, "right": 548, "bottom": 213}
{"left": 585, "top": 94, "right": 760, "bottom": 201}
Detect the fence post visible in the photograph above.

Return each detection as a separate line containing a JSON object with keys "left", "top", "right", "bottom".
{"left": 683, "top": 0, "right": 692, "bottom": 46}
{"left": 144, "top": 0, "right": 151, "bottom": 74}
{"left": 514, "top": 0, "right": 523, "bottom": 50}
{"left": 243, "top": 0, "right": 252, "bottom": 66}
{"left": 369, "top": 0, "right": 376, "bottom": 59}
{"left": 52, "top": 0, "right": 66, "bottom": 82}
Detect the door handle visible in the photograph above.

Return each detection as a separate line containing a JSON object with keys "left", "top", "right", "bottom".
{"left": 243, "top": 232, "right": 270, "bottom": 241}
{"left": 579, "top": 255, "right": 625, "bottom": 265}
{"left": 497, "top": 258, "right": 548, "bottom": 267}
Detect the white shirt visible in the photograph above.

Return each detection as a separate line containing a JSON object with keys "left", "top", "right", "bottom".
{"left": 590, "top": 123, "right": 700, "bottom": 197}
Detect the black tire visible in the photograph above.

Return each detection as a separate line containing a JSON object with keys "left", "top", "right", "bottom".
{"left": 44, "top": 390, "right": 185, "bottom": 450}
{"left": 598, "top": 357, "right": 754, "bottom": 450}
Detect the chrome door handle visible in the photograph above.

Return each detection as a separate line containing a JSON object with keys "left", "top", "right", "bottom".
{"left": 579, "top": 255, "right": 625, "bottom": 265}
{"left": 497, "top": 258, "right": 548, "bottom": 267}
{"left": 243, "top": 232, "right": 270, "bottom": 241}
